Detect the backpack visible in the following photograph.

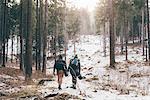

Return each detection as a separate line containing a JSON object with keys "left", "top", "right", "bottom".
{"left": 71, "top": 58, "right": 79, "bottom": 67}
{"left": 55, "top": 60, "right": 64, "bottom": 70}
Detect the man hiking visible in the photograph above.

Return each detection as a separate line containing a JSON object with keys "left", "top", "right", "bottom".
{"left": 53, "top": 55, "right": 67, "bottom": 90}
{"left": 68, "top": 55, "right": 82, "bottom": 89}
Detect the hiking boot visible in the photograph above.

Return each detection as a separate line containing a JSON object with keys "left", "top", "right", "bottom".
{"left": 71, "top": 84, "right": 76, "bottom": 89}
{"left": 58, "top": 85, "right": 62, "bottom": 90}
{"left": 73, "top": 86, "right": 76, "bottom": 89}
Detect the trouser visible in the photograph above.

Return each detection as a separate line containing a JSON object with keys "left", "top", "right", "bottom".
{"left": 72, "top": 74, "right": 77, "bottom": 85}
{"left": 70, "top": 67, "right": 79, "bottom": 85}
{"left": 57, "top": 70, "right": 64, "bottom": 86}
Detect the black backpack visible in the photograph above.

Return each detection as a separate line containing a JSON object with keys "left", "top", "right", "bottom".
{"left": 55, "top": 60, "right": 68, "bottom": 76}
{"left": 55, "top": 60, "right": 64, "bottom": 70}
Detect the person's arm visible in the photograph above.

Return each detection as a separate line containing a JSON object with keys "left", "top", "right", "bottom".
{"left": 68, "top": 59, "right": 72, "bottom": 70}
{"left": 78, "top": 59, "right": 81, "bottom": 73}
{"left": 53, "top": 61, "right": 56, "bottom": 75}
{"left": 63, "top": 60, "right": 67, "bottom": 69}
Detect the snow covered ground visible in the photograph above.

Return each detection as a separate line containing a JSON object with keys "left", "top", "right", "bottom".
{"left": 1, "top": 35, "right": 150, "bottom": 100}
{"left": 44, "top": 35, "right": 150, "bottom": 100}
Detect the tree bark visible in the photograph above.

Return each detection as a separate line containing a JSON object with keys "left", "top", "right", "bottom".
{"left": 109, "top": 0, "right": 115, "bottom": 67}
{"left": 124, "top": 12, "right": 128, "bottom": 61}
{"left": 103, "top": 22, "right": 106, "bottom": 57}
{"left": 120, "top": 24, "right": 124, "bottom": 54}
{"left": 2, "top": 0, "right": 7, "bottom": 67}
{"left": 0, "top": 0, "right": 2, "bottom": 66}
{"left": 146, "top": 0, "right": 150, "bottom": 61}
{"left": 132, "top": 19, "right": 134, "bottom": 44}
{"left": 35, "top": 0, "right": 39, "bottom": 70}
{"left": 5, "top": 3, "right": 8, "bottom": 63}
{"left": 25, "top": 0, "right": 32, "bottom": 80}
{"left": 141, "top": 8, "right": 145, "bottom": 56}
{"left": 11, "top": 33, "right": 13, "bottom": 63}
{"left": 42, "top": 0, "right": 48, "bottom": 74}
{"left": 63, "top": 2, "right": 67, "bottom": 62}
{"left": 19, "top": 0, "right": 24, "bottom": 71}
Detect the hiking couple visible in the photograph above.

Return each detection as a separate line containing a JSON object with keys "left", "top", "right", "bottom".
{"left": 53, "top": 54, "right": 82, "bottom": 90}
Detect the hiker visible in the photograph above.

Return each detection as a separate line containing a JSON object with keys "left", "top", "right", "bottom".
{"left": 53, "top": 55, "right": 67, "bottom": 90}
{"left": 68, "top": 55, "right": 82, "bottom": 89}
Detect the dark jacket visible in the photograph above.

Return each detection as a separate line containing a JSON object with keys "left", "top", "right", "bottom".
{"left": 68, "top": 58, "right": 81, "bottom": 76}
{"left": 54, "top": 59, "right": 67, "bottom": 73}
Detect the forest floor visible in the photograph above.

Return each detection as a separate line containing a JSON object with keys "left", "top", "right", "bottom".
{"left": 1, "top": 35, "right": 150, "bottom": 100}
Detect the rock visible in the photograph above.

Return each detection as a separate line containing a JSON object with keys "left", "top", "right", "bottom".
{"left": 88, "top": 57, "right": 91, "bottom": 60}
{"left": 97, "top": 61, "right": 100, "bottom": 63}
{"left": 91, "top": 76, "right": 99, "bottom": 81}
{"left": 44, "top": 93, "right": 59, "bottom": 99}
{"left": 38, "top": 79, "right": 53, "bottom": 85}
{"left": 85, "top": 73, "right": 93, "bottom": 76}
{"left": 130, "top": 73, "right": 142, "bottom": 78}
{"left": 83, "top": 67, "right": 87, "bottom": 70}
{"left": 85, "top": 79, "right": 92, "bottom": 82}
{"left": 88, "top": 67, "right": 93, "bottom": 71}
{"left": 54, "top": 93, "right": 81, "bottom": 100}
{"left": 93, "top": 90, "right": 97, "bottom": 92}
{"left": 0, "top": 92, "right": 7, "bottom": 96}
{"left": 20, "top": 95, "right": 39, "bottom": 99}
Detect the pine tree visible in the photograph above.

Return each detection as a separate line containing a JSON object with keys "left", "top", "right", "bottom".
{"left": 24, "top": 0, "right": 32, "bottom": 80}
{"left": 0, "top": 0, "right": 3, "bottom": 66}
{"left": 19, "top": 0, "right": 24, "bottom": 71}
{"left": 42, "top": 0, "right": 48, "bottom": 74}
{"left": 146, "top": 0, "right": 150, "bottom": 61}
{"left": 109, "top": 0, "right": 115, "bottom": 67}
{"left": 2, "top": 0, "right": 7, "bottom": 67}
{"left": 35, "top": 0, "right": 39, "bottom": 70}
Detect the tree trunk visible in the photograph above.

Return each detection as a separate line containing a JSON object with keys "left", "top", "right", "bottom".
{"left": 11, "top": 33, "right": 13, "bottom": 63}
{"left": 25, "top": 0, "right": 32, "bottom": 80}
{"left": 37, "top": 0, "right": 44, "bottom": 71}
{"left": 132, "top": 19, "right": 134, "bottom": 44}
{"left": 109, "top": 0, "right": 115, "bottom": 67}
{"left": 103, "top": 22, "right": 106, "bottom": 57}
{"left": 16, "top": 35, "right": 19, "bottom": 62}
{"left": 6, "top": 36, "right": 8, "bottom": 63}
{"left": 35, "top": 0, "right": 39, "bottom": 70}
{"left": 42, "top": 0, "right": 48, "bottom": 74}
{"left": 0, "top": 0, "right": 2, "bottom": 66}
{"left": 141, "top": 8, "right": 145, "bottom": 56}
{"left": 2, "top": 0, "right": 7, "bottom": 67}
{"left": 138, "top": 23, "right": 141, "bottom": 43}
{"left": 146, "top": 0, "right": 150, "bottom": 61}
{"left": 5, "top": 3, "right": 8, "bottom": 63}
{"left": 63, "top": 2, "right": 67, "bottom": 62}
{"left": 54, "top": 36, "right": 56, "bottom": 61}
{"left": 120, "top": 24, "right": 124, "bottom": 54}
{"left": 124, "top": 12, "right": 128, "bottom": 61}
{"left": 19, "top": 0, "right": 24, "bottom": 71}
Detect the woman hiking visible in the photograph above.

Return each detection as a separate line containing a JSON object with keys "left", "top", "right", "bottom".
{"left": 53, "top": 55, "right": 67, "bottom": 90}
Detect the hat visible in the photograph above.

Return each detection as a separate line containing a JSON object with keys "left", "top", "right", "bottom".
{"left": 74, "top": 54, "right": 78, "bottom": 58}
{"left": 59, "top": 55, "right": 62, "bottom": 59}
